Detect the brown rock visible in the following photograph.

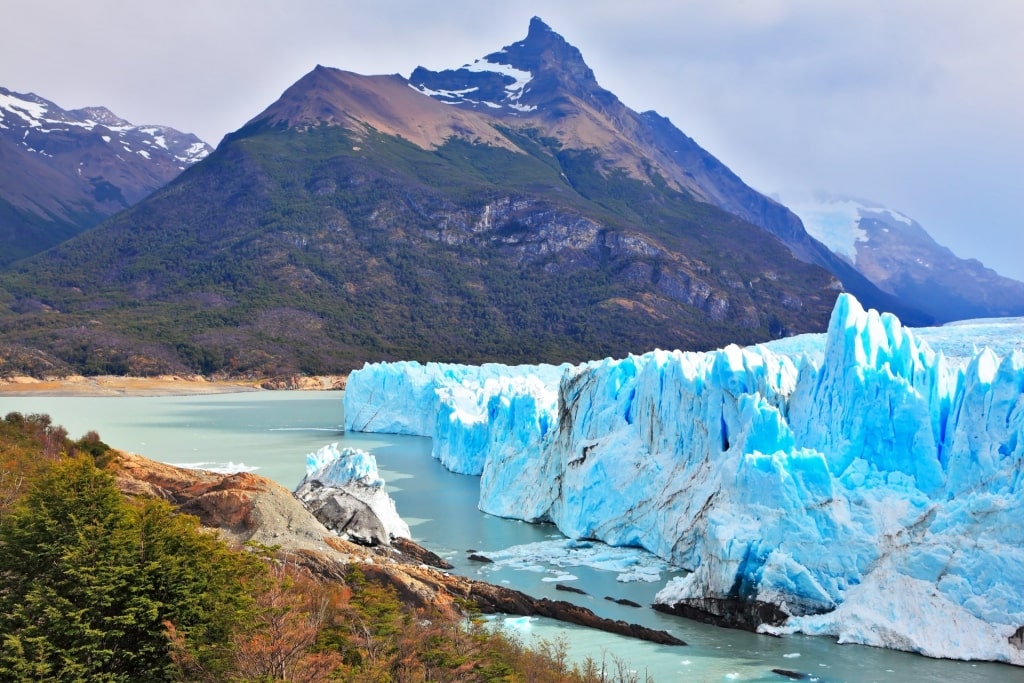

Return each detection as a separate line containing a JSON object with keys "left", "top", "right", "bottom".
{"left": 392, "top": 537, "right": 454, "bottom": 569}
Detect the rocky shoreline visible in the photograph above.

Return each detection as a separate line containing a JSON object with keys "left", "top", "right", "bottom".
{"left": 113, "top": 451, "right": 685, "bottom": 648}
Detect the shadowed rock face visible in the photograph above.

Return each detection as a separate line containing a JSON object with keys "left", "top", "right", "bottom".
{"left": 113, "top": 451, "right": 685, "bottom": 646}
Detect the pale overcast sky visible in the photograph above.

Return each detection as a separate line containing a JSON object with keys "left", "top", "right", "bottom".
{"left": 4, "top": 0, "right": 1022, "bottom": 280}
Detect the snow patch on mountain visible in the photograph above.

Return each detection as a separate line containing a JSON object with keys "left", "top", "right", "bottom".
{"left": 784, "top": 193, "right": 924, "bottom": 265}
{"left": 783, "top": 196, "right": 868, "bottom": 262}
{"left": 409, "top": 55, "right": 537, "bottom": 113}
{"left": 409, "top": 84, "right": 480, "bottom": 101}
{"left": 0, "top": 91, "right": 47, "bottom": 126}
{"left": 462, "top": 58, "right": 536, "bottom": 111}
{"left": 344, "top": 294, "right": 1024, "bottom": 665}
{"left": 785, "top": 194, "right": 921, "bottom": 264}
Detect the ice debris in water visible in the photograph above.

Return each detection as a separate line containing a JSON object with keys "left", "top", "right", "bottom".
{"left": 474, "top": 538, "right": 673, "bottom": 583}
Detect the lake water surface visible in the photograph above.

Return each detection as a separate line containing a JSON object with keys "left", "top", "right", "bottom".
{"left": 1, "top": 391, "right": 1019, "bottom": 683}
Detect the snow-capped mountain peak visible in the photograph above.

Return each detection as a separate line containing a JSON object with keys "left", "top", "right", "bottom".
{"left": 0, "top": 84, "right": 214, "bottom": 266}
{"left": 0, "top": 90, "right": 50, "bottom": 129}
{"left": 72, "top": 105, "right": 133, "bottom": 130}
{"left": 785, "top": 193, "right": 919, "bottom": 263}
{"left": 784, "top": 192, "right": 1024, "bottom": 322}
{"left": 782, "top": 195, "right": 876, "bottom": 263}
{"left": 0, "top": 86, "right": 210, "bottom": 168}
{"left": 408, "top": 16, "right": 597, "bottom": 114}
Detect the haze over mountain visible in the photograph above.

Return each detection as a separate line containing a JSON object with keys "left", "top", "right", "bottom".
{"left": 787, "top": 193, "right": 1024, "bottom": 323}
{"left": 0, "top": 87, "right": 211, "bottom": 266}
{"left": 0, "top": 19, "right": 936, "bottom": 377}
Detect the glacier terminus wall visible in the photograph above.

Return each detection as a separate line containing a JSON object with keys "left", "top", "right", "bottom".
{"left": 343, "top": 294, "right": 1024, "bottom": 665}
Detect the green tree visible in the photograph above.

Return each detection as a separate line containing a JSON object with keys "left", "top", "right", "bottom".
{"left": 0, "top": 456, "right": 260, "bottom": 682}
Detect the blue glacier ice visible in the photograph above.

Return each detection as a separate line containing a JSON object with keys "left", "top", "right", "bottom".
{"left": 305, "top": 443, "right": 386, "bottom": 488}
{"left": 343, "top": 294, "right": 1024, "bottom": 664}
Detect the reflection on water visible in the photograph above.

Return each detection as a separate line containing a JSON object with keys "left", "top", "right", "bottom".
{"left": 0, "top": 392, "right": 1019, "bottom": 682}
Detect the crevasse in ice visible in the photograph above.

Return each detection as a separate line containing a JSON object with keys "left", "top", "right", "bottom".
{"left": 343, "top": 294, "right": 1024, "bottom": 664}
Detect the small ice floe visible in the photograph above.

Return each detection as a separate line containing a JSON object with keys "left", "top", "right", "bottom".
{"left": 474, "top": 538, "right": 674, "bottom": 582}
{"left": 502, "top": 616, "right": 536, "bottom": 632}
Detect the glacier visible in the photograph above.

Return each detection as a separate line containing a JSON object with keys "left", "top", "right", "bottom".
{"left": 342, "top": 293, "right": 1024, "bottom": 665}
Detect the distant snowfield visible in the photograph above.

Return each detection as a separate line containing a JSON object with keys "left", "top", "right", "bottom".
{"left": 0, "top": 88, "right": 210, "bottom": 166}
{"left": 784, "top": 197, "right": 868, "bottom": 262}
{"left": 344, "top": 295, "right": 1024, "bottom": 666}
{"left": 784, "top": 194, "right": 917, "bottom": 265}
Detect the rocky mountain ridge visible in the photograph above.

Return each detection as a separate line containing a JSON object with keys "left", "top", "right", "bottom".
{"left": 403, "top": 17, "right": 914, "bottom": 321}
{"left": 248, "top": 17, "right": 918, "bottom": 323}
{"left": 0, "top": 86, "right": 211, "bottom": 265}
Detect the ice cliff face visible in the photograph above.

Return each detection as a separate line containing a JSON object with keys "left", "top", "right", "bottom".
{"left": 343, "top": 294, "right": 1024, "bottom": 664}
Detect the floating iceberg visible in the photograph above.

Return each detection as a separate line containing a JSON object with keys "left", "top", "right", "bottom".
{"left": 343, "top": 294, "right": 1024, "bottom": 664}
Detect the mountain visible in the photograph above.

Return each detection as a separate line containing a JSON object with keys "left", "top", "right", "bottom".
{"left": 0, "top": 86, "right": 211, "bottom": 265}
{"left": 785, "top": 194, "right": 1024, "bottom": 323}
{"left": 406, "top": 18, "right": 920, "bottom": 323}
{"left": 343, "top": 294, "right": 1024, "bottom": 665}
{"left": 0, "top": 19, "right": 898, "bottom": 377}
